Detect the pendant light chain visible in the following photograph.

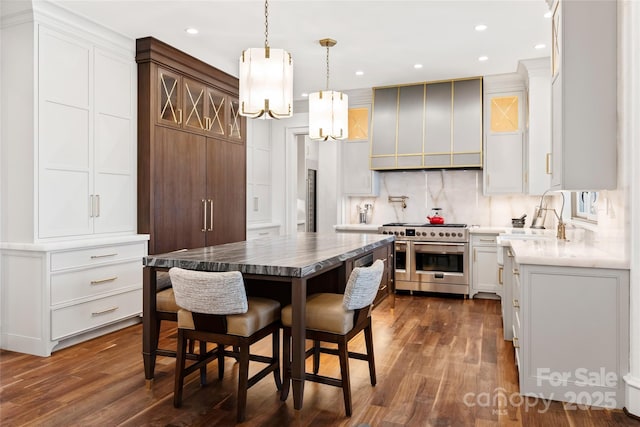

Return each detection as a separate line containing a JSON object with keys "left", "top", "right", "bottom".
{"left": 264, "top": 0, "right": 269, "bottom": 48}
{"left": 325, "top": 45, "right": 330, "bottom": 90}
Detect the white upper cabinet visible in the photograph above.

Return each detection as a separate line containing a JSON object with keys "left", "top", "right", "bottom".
{"left": 519, "top": 58, "right": 552, "bottom": 196}
{"left": 2, "top": 4, "right": 137, "bottom": 243}
{"left": 549, "top": 0, "right": 617, "bottom": 190}
{"left": 483, "top": 74, "right": 525, "bottom": 195}
{"left": 38, "top": 28, "right": 136, "bottom": 239}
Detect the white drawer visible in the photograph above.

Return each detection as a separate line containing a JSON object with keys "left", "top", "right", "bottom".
{"left": 51, "top": 288, "right": 142, "bottom": 340}
{"left": 471, "top": 234, "right": 498, "bottom": 245}
{"left": 51, "top": 242, "right": 146, "bottom": 271}
{"left": 51, "top": 260, "right": 142, "bottom": 305}
{"left": 246, "top": 226, "right": 280, "bottom": 241}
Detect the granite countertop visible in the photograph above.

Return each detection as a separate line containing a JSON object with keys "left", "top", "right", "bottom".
{"left": 503, "top": 238, "right": 628, "bottom": 270}
{"left": 144, "top": 232, "right": 395, "bottom": 277}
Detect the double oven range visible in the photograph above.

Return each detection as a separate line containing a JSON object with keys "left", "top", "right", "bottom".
{"left": 379, "top": 223, "right": 469, "bottom": 296}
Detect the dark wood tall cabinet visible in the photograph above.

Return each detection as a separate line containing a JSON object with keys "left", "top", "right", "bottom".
{"left": 136, "top": 37, "right": 246, "bottom": 255}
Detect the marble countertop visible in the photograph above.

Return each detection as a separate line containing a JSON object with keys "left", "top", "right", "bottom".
{"left": 144, "top": 232, "right": 395, "bottom": 277}
{"left": 503, "top": 238, "right": 628, "bottom": 269}
{"left": 334, "top": 224, "right": 382, "bottom": 232}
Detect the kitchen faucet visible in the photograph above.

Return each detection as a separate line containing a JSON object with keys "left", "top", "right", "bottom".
{"left": 532, "top": 189, "right": 566, "bottom": 240}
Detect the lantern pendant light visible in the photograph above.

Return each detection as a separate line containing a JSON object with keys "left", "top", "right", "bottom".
{"left": 239, "top": 0, "right": 293, "bottom": 119}
{"left": 309, "top": 38, "right": 348, "bottom": 140}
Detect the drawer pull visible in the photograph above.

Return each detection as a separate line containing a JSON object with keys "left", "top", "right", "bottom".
{"left": 90, "top": 253, "right": 118, "bottom": 259}
{"left": 479, "top": 238, "right": 495, "bottom": 243}
{"left": 498, "top": 267, "right": 503, "bottom": 285}
{"left": 92, "top": 306, "right": 118, "bottom": 316}
{"left": 513, "top": 337, "right": 520, "bottom": 348}
{"left": 513, "top": 299, "right": 520, "bottom": 308}
{"left": 259, "top": 232, "right": 269, "bottom": 236}
{"left": 90, "top": 276, "right": 118, "bottom": 285}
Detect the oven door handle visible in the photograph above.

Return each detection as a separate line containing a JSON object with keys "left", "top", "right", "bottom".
{"left": 413, "top": 242, "right": 466, "bottom": 254}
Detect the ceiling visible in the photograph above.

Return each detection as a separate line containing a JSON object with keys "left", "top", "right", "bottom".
{"left": 51, "top": 0, "right": 552, "bottom": 100}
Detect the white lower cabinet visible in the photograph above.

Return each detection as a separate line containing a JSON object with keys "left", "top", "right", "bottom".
{"left": 512, "top": 262, "right": 629, "bottom": 408}
{"left": 246, "top": 224, "right": 280, "bottom": 241}
{"left": 1, "top": 237, "right": 148, "bottom": 356}
{"left": 470, "top": 233, "right": 501, "bottom": 298}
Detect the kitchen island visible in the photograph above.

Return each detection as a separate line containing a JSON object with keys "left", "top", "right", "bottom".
{"left": 142, "top": 232, "right": 394, "bottom": 410}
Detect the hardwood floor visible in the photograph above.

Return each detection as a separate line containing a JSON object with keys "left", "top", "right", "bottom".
{"left": 1, "top": 294, "right": 638, "bottom": 426}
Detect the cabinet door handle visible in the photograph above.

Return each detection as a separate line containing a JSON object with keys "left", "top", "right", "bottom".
{"left": 96, "top": 194, "right": 100, "bottom": 217}
{"left": 498, "top": 267, "right": 503, "bottom": 285}
{"left": 473, "top": 248, "right": 477, "bottom": 262}
{"left": 512, "top": 269, "right": 520, "bottom": 276}
{"left": 546, "top": 153, "right": 552, "bottom": 174}
{"left": 208, "top": 199, "right": 214, "bottom": 231}
{"left": 92, "top": 306, "right": 118, "bottom": 316}
{"left": 177, "top": 108, "right": 183, "bottom": 124}
{"left": 90, "top": 253, "right": 118, "bottom": 259}
{"left": 89, "top": 195, "right": 94, "bottom": 218}
{"left": 253, "top": 196, "right": 259, "bottom": 212}
{"left": 201, "top": 199, "right": 207, "bottom": 231}
{"left": 513, "top": 337, "right": 520, "bottom": 348}
{"left": 91, "top": 276, "right": 118, "bottom": 285}
{"left": 513, "top": 299, "right": 520, "bottom": 308}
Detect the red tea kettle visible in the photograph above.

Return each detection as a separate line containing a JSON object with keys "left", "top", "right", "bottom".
{"left": 427, "top": 208, "right": 445, "bottom": 224}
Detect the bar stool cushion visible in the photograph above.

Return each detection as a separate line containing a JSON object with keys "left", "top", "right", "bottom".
{"left": 178, "top": 297, "right": 281, "bottom": 337}
{"left": 157, "top": 288, "right": 180, "bottom": 313}
{"left": 281, "top": 293, "right": 355, "bottom": 335}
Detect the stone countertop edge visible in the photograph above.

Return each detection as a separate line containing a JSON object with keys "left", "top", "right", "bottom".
{"left": 505, "top": 239, "right": 629, "bottom": 270}
{"left": 0, "top": 234, "right": 150, "bottom": 251}
{"left": 334, "top": 224, "right": 382, "bottom": 232}
{"left": 144, "top": 234, "right": 395, "bottom": 278}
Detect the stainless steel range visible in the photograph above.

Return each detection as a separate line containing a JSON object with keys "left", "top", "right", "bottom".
{"left": 379, "top": 223, "right": 469, "bottom": 296}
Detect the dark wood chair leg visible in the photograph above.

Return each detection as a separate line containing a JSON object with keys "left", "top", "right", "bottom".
{"left": 217, "top": 343, "right": 225, "bottom": 380}
{"left": 280, "top": 328, "right": 291, "bottom": 401}
{"left": 173, "top": 330, "right": 188, "bottom": 408}
{"left": 236, "top": 340, "right": 250, "bottom": 423}
{"left": 272, "top": 329, "right": 282, "bottom": 390}
{"left": 364, "top": 323, "right": 377, "bottom": 386}
{"left": 313, "top": 340, "right": 321, "bottom": 374}
{"left": 199, "top": 340, "right": 207, "bottom": 386}
{"left": 337, "top": 337, "right": 352, "bottom": 416}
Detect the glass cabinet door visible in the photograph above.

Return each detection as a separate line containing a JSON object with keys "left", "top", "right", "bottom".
{"left": 206, "top": 88, "right": 227, "bottom": 138}
{"left": 228, "top": 97, "right": 244, "bottom": 142}
{"left": 157, "top": 68, "right": 182, "bottom": 127}
{"left": 183, "top": 78, "right": 206, "bottom": 132}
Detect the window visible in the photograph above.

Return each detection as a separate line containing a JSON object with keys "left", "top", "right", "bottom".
{"left": 572, "top": 191, "right": 598, "bottom": 222}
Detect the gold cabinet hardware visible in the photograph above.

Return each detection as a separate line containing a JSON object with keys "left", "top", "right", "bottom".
{"left": 201, "top": 199, "right": 207, "bottom": 232}
{"left": 513, "top": 299, "right": 520, "bottom": 308}
{"left": 507, "top": 249, "right": 514, "bottom": 258}
{"left": 512, "top": 269, "right": 520, "bottom": 276}
{"left": 546, "top": 153, "right": 552, "bottom": 174}
{"left": 90, "top": 253, "right": 117, "bottom": 259}
{"left": 92, "top": 306, "right": 118, "bottom": 316}
{"left": 90, "top": 276, "right": 118, "bottom": 285}
{"left": 177, "top": 108, "right": 183, "bottom": 124}
{"left": 479, "top": 238, "right": 495, "bottom": 243}
{"left": 95, "top": 194, "right": 100, "bottom": 217}
{"left": 498, "top": 267, "right": 503, "bottom": 285}
{"left": 473, "top": 248, "right": 477, "bottom": 262}
{"left": 513, "top": 337, "right": 520, "bottom": 348}
{"left": 208, "top": 199, "right": 214, "bottom": 231}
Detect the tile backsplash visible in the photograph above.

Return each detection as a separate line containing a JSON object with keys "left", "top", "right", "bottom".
{"left": 349, "top": 169, "right": 566, "bottom": 229}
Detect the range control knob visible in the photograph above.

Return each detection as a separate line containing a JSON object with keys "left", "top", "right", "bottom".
{"left": 439, "top": 232, "right": 444, "bottom": 237}
{"left": 445, "top": 232, "right": 450, "bottom": 237}
{"left": 400, "top": 231, "right": 405, "bottom": 236}
{"left": 458, "top": 232, "right": 463, "bottom": 237}
{"left": 431, "top": 232, "right": 436, "bottom": 237}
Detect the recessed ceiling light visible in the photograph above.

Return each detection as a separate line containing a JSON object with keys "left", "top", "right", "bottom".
{"left": 475, "top": 24, "right": 488, "bottom": 32}
{"left": 544, "top": 11, "right": 552, "bottom": 18}
{"left": 535, "top": 43, "right": 546, "bottom": 50}
{"left": 478, "top": 56, "right": 489, "bottom": 62}
{"left": 414, "top": 64, "right": 423, "bottom": 69}
{"left": 301, "top": 93, "right": 309, "bottom": 97}
{"left": 355, "top": 70, "right": 364, "bottom": 76}
{"left": 185, "top": 28, "right": 199, "bottom": 35}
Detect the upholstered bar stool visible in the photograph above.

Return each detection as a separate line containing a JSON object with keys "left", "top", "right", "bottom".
{"left": 169, "top": 267, "right": 282, "bottom": 423}
{"left": 280, "top": 259, "right": 384, "bottom": 416}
